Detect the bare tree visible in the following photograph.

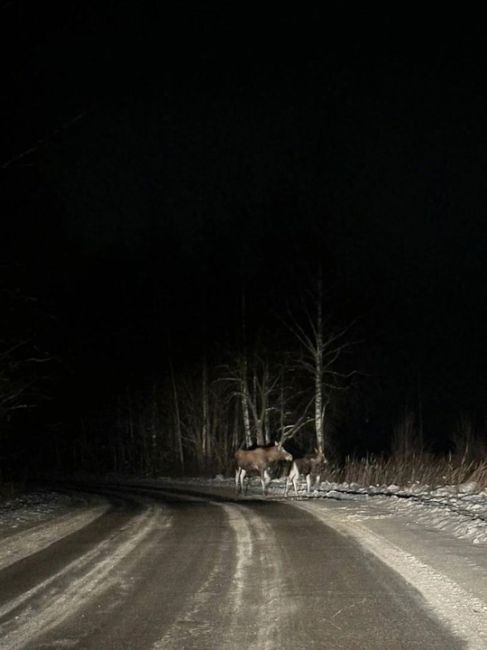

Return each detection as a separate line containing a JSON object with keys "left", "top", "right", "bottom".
{"left": 222, "top": 349, "right": 281, "bottom": 448}
{"left": 286, "top": 272, "right": 356, "bottom": 452}
{"left": 276, "top": 361, "right": 314, "bottom": 446}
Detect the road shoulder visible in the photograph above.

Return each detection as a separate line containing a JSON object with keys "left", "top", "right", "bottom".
{"left": 293, "top": 497, "right": 487, "bottom": 650}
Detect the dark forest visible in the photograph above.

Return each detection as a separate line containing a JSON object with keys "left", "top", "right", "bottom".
{"left": 1, "top": 3, "right": 487, "bottom": 483}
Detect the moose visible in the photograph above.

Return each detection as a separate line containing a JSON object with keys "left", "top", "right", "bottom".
{"left": 235, "top": 442, "right": 293, "bottom": 496}
{"left": 285, "top": 448, "right": 327, "bottom": 497}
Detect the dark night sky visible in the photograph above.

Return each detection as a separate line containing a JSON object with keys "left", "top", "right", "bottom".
{"left": 1, "top": 3, "right": 487, "bottom": 451}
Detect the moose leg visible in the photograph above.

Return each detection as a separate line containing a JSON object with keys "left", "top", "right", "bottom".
{"left": 284, "top": 467, "right": 294, "bottom": 497}
{"left": 306, "top": 473, "right": 312, "bottom": 496}
{"left": 241, "top": 468, "right": 248, "bottom": 495}
{"left": 260, "top": 469, "right": 271, "bottom": 495}
{"left": 284, "top": 474, "right": 291, "bottom": 497}
{"left": 293, "top": 473, "right": 300, "bottom": 496}
{"left": 236, "top": 467, "right": 248, "bottom": 494}
{"left": 244, "top": 470, "right": 251, "bottom": 495}
{"left": 313, "top": 473, "right": 321, "bottom": 492}
{"left": 290, "top": 466, "right": 299, "bottom": 496}
{"left": 286, "top": 463, "right": 299, "bottom": 497}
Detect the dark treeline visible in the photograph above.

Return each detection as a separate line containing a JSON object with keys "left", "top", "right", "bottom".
{"left": 1, "top": 227, "right": 360, "bottom": 478}
{"left": 2, "top": 143, "right": 487, "bottom": 479}
{"left": 1, "top": 216, "right": 487, "bottom": 482}
{"left": 2, "top": 4, "right": 487, "bottom": 480}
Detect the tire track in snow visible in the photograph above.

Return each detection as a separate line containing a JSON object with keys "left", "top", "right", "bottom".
{"left": 0, "top": 503, "right": 172, "bottom": 650}
{"left": 151, "top": 501, "right": 289, "bottom": 650}
{"left": 218, "top": 503, "right": 289, "bottom": 650}
{"left": 151, "top": 560, "right": 224, "bottom": 649}
{"left": 151, "top": 502, "right": 252, "bottom": 650}
{"left": 294, "top": 501, "right": 487, "bottom": 650}
{"left": 0, "top": 503, "right": 110, "bottom": 571}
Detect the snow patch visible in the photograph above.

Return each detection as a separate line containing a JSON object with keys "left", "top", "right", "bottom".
{"left": 0, "top": 504, "right": 170, "bottom": 650}
{"left": 0, "top": 490, "right": 87, "bottom": 533}
{"left": 0, "top": 503, "right": 109, "bottom": 571}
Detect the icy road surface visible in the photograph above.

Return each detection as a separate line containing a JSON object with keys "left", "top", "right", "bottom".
{"left": 0, "top": 481, "right": 485, "bottom": 649}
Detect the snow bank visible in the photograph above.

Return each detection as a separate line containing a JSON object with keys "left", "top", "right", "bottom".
{"left": 0, "top": 489, "right": 95, "bottom": 535}
{"left": 161, "top": 474, "right": 487, "bottom": 546}
{"left": 281, "top": 478, "right": 487, "bottom": 545}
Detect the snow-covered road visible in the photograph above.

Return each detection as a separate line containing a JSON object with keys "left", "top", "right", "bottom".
{"left": 0, "top": 480, "right": 485, "bottom": 649}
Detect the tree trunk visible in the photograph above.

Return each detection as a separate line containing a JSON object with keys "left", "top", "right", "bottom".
{"left": 169, "top": 359, "right": 184, "bottom": 471}
{"left": 253, "top": 370, "right": 265, "bottom": 446}
{"left": 241, "top": 358, "right": 252, "bottom": 447}
{"left": 202, "top": 358, "right": 210, "bottom": 469}
{"left": 314, "top": 280, "right": 325, "bottom": 452}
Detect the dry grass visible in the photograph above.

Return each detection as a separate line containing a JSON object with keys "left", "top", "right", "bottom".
{"left": 322, "top": 453, "right": 487, "bottom": 491}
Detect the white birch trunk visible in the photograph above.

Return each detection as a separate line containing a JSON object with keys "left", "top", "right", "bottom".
{"left": 314, "top": 282, "right": 325, "bottom": 452}
{"left": 241, "top": 358, "right": 252, "bottom": 447}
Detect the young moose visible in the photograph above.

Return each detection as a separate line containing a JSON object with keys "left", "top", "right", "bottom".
{"left": 235, "top": 442, "right": 293, "bottom": 496}
{"left": 285, "top": 448, "right": 327, "bottom": 497}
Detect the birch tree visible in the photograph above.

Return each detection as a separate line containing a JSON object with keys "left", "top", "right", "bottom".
{"left": 223, "top": 350, "right": 281, "bottom": 448}
{"left": 288, "top": 274, "right": 356, "bottom": 452}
